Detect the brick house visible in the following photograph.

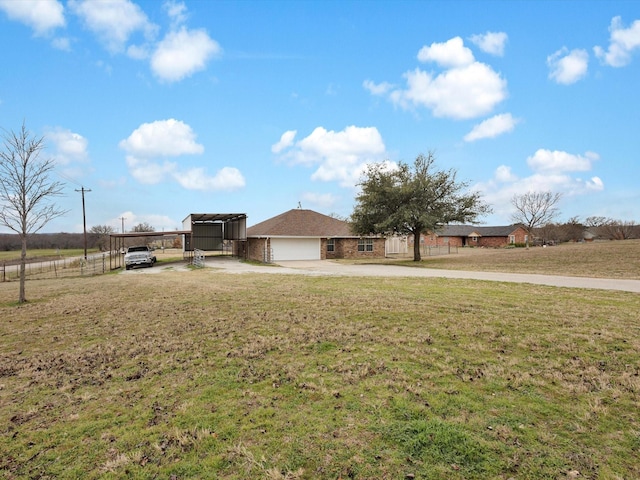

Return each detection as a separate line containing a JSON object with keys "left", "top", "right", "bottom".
{"left": 419, "top": 224, "right": 529, "bottom": 248}
{"left": 243, "top": 209, "right": 385, "bottom": 262}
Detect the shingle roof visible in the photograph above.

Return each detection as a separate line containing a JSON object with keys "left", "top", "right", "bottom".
{"left": 435, "top": 225, "right": 523, "bottom": 237}
{"left": 247, "top": 209, "right": 355, "bottom": 237}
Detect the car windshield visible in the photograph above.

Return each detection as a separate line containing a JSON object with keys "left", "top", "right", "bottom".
{"left": 128, "top": 246, "right": 148, "bottom": 252}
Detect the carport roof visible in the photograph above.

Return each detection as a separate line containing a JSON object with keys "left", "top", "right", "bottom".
{"left": 110, "top": 230, "right": 190, "bottom": 238}
{"left": 183, "top": 213, "right": 247, "bottom": 223}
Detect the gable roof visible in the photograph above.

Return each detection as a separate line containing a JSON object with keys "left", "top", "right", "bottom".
{"left": 435, "top": 225, "right": 524, "bottom": 237}
{"left": 247, "top": 209, "right": 355, "bottom": 237}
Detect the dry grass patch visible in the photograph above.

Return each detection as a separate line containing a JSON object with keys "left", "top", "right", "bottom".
{"left": 383, "top": 239, "right": 640, "bottom": 279}
{"left": 1, "top": 269, "right": 639, "bottom": 479}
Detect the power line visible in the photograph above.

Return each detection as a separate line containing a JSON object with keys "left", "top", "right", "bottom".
{"left": 56, "top": 169, "right": 84, "bottom": 188}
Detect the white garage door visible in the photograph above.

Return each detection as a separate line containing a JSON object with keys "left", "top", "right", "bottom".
{"left": 271, "top": 238, "right": 320, "bottom": 261}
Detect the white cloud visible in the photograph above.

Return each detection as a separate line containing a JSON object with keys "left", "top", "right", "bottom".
{"left": 51, "top": 36, "right": 71, "bottom": 51}
{"left": 363, "top": 79, "right": 394, "bottom": 96}
{"left": 164, "top": 0, "right": 188, "bottom": 28}
{"left": 469, "top": 31, "right": 508, "bottom": 56}
{"left": 368, "top": 37, "right": 507, "bottom": 119}
{"left": 494, "top": 165, "right": 518, "bottom": 183}
{"left": 67, "top": 0, "right": 218, "bottom": 82}
{"left": 547, "top": 47, "right": 589, "bottom": 84}
{"left": 125, "top": 155, "right": 176, "bottom": 184}
{"left": 464, "top": 113, "right": 519, "bottom": 142}
{"left": 271, "top": 130, "right": 297, "bottom": 153}
{"left": 127, "top": 44, "right": 149, "bottom": 60}
{"left": 390, "top": 62, "right": 507, "bottom": 119}
{"left": 119, "top": 119, "right": 204, "bottom": 157}
{"left": 417, "top": 36, "right": 474, "bottom": 68}
{"left": 273, "top": 125, "right": 387, "bottom": 187}
{"left": 474, "top": 149, "right": 604, "bottom": 220}
{"left": 151, "top": 27, "right": 221, "bottom": 82}
{"left": 0, "top": 0, "right": 65, "bottom": 35}
{"left": 586, "top": 176, "right": 604, "bottom": 191}
{"left": 120, "top": 119, "right": 244, "bottom": 192}
{"left": 46, "top": 127, "right": 89, "bottom": 165}
{"left": 594, "top": 16, "right": 640, "bottom": 67}
{"left": 109, "top": 211, "right": 178, "bottom": 232}
{"left": 527, "top": 149, "right": 597, "bottom": 173}
{"left": 300, "top": 192, "right": 338, "bottom": 209}
{"left": 173, "top": 166, "right": 245, "bottom": 191}
{"left": 69, "top": 0, "right": 157, "bottom": 53}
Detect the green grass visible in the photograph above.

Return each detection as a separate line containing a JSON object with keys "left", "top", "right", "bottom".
{"left": 1, "top": 266, "right": 639, "bottom": 479}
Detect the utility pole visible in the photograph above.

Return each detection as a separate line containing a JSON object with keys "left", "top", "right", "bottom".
{"left": 75, "top": 187, "right": 91, "bottom": 260}
{"left": 119, "top": 216, "right": 126, "bottom": 233}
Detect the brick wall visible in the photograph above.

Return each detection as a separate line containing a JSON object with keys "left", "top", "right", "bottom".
{"left": 418, "top": 227, "right": 529, "bottom": 248}
{"left": 245, "top": 238, "right": 270, "bottom": 262}
{"left": 504, "top": 227, "right": 528, "bottom": 245}
{"left": 478, "top": 237, "right": 508, "bottom": 248}
{"left": 328, "top": 238, "right": 385, "bottom": 259}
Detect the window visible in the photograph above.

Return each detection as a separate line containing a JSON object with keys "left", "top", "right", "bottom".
{"left": 509, "top": 235, "right": 515, "bottom": 244}
{"left": 358, "top": 238, "right": 374, "bottom": 252}
{"left": 327, "top": 238, "right": 335, "bottom": 252}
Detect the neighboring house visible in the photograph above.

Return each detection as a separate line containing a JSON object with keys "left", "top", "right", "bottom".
{"left": 583, "top": 228, "right": 598, "bottom": 242}
{"left": 244, "top": 209, "right": 385, "bottom": 262}
{"left": 419, "top": 224, "right": 529, "bottom": 248}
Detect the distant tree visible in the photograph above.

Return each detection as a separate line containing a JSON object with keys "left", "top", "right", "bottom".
{"left": 0, "top": 123, "right": 66, "bottom": 303}
{"left": 132, "top": 222, "right": 155, "bottom": 232}
{"left": 0, "top": 234, "right": 19, "bottom": 251}
{"left": 583, "top": 216, "right": 637, "bottom": 240}
{"left": 89, "top": 224, "right": 115, "bottom": 251}
{"left": 536, "top": 223, "right": 560, "bottom": 245}
{"left": 585, "top": 216, "right": 608, "bottom": 228}
{"left": 601, "top": 219, "right": 637, "bottom": 240}
{"left": 510, "top": 191, "right": 562, "bottom": 248}
{"left": 556, "top": 216, "right": 585, "bottom": 243}
{"left": 351, "top": 152, "right": 491, "bottom": 261}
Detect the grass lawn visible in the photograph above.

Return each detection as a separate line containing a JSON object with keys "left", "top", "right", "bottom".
{"left": 1, "top": 243, "right": 639, "bottom": 479}
{"left": 382, "top": 239, "right": 640, "bottom": 280}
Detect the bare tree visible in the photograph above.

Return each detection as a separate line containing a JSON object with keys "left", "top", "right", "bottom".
{"left": 0, "top": 123, "right": 66, "bottom": 303}
{"left": 584, "top": 216, "right": 608, "bottom": 228}
{"left": 89, "top": 224, "right": 115, "bottom": 251}
{"left": 601, "top": 219, "right": 637, "bottom": 240}
{"left": 511, "top": 191, "right": 562, "bottom": 248}
{"left": 584, "top": 216, "right": 638, "bottom": 239}
{"left": 132, "top": 222, "right": 155, "bottom": 232}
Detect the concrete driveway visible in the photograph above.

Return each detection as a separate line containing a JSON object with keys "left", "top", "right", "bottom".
{"left": 204, "top": 257, "right": 640, "bottom": 293}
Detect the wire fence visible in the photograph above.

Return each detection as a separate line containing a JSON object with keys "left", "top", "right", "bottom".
{"left": 1, "top": 253, "right": 112, "bottom": 282}
{"left": 422, "top": 245, "right": 458, "bottom": 256}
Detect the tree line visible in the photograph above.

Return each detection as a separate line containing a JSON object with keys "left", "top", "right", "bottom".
{"left": 536, "top": 217, "right": 640, "bottom": 245}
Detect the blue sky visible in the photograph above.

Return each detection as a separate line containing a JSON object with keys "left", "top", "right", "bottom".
{"left": 1, "top": 0, "right": 638, "bottom": 234}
